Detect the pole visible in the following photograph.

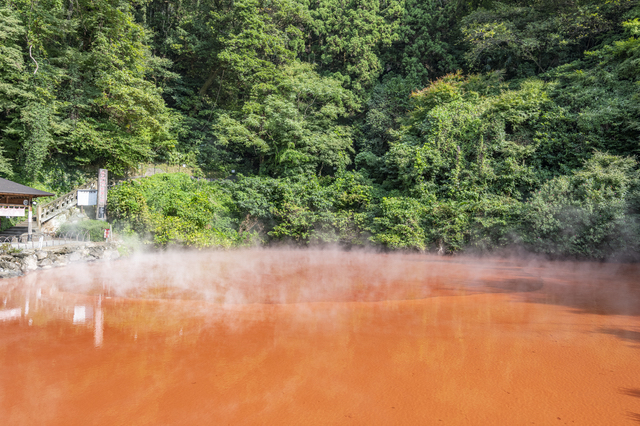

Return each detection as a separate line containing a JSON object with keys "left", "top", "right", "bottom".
{"left": 96, "top": 169, "right": 108, "bottom": 221}
{"left": 36, "top": 204, "right": 42, "bottom": 232}
{"left": 27, "top": 198, "right": 32, "bottom": 239}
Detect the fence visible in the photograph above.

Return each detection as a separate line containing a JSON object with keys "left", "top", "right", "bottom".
{"left": 0, "top": 231, "right": 90, "bottom": 251}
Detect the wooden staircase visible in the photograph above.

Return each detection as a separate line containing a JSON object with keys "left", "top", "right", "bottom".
{"left": 37, "top": 180, "right": 97, "bottom": 225}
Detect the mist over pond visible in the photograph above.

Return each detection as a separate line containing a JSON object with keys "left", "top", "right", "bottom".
{"left": 1, "top": 249, "right": 639, "bottom": 424}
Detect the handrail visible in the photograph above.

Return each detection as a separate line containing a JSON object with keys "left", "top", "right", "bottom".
{"left": 37, "top": 179, "right": 97, "bottom": 226}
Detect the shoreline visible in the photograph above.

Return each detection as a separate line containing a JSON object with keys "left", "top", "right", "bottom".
{"left": 0, "top": 242, "right": 122, "bottom": 278}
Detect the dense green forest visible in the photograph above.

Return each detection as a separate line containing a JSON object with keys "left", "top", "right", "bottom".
{"left": 1, "top": 0, "right": 640, "bottom": 257}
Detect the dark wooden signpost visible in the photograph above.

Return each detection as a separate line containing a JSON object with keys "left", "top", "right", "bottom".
{"left": 96, "top": 169, "right": 108, "bottom": 221}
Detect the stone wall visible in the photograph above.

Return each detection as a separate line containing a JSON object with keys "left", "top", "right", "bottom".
{"left": 0, "top": 242, "right": 121, "bottom": 278}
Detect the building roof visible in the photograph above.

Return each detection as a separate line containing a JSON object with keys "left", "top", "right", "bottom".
{"left": 0, "top": 178, "right": 55, "bottom": 197}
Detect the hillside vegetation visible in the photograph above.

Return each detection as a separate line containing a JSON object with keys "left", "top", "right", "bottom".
{"left": 1, "top": 0, "right": 639, "bottom": 257}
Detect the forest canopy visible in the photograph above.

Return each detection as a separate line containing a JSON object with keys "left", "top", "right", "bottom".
{"left": 1, "top": 0, "right": 639, "bottom": 258}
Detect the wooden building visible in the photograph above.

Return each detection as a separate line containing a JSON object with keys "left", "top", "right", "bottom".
{"left": 0, "top": 178, "right": 54, "bottom": 235}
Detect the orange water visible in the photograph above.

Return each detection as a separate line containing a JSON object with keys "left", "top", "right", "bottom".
{"left": 1, "top": 250, "right": 639, "bottom": 425}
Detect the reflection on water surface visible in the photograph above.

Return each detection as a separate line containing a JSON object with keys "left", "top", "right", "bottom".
{"left": 1, "top": 250, "right": 639, "bottom": 425}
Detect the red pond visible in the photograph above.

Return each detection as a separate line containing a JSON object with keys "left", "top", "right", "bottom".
{"left": 1, "top": 249, "right": 639, "bottom": 425}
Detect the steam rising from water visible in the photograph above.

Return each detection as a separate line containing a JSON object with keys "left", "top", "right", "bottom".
{"left": 1, "top": 249, "right": 640, "bottom": 425}
{"left": 21, "top": 249, "right": 526, "bottom": 304}
{"left": 3, "top": 248, "right": 637, "bottom": 315}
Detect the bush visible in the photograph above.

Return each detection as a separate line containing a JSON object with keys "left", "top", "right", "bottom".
{"left": 519, "top": 153, "right": 640, "bottom": 258}
{"left": 107, "top": 173, "right": 241, "bottom": 248}
{"left": 59, "top": 220, "right": 111, "bottom": 242}
{"left": 229, "top": 172, "right": 373, "bottom": 246}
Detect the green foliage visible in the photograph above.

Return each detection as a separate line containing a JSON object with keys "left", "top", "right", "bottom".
{"left": 0, "top": 217, "right": 21, "bottom": 233}
{"left": 462, "top": 0, "right": 637, "bottom": 77}
{"left": 388, "top": 0, "right": 465, "bottom": 85}
{"left": 306, "top": 0, "right": 404, "bottom": 97}
{"left": 368, "top": 196, "right": 429, "bottom": 250}
{"left": 0, "top": 0, "right": 178, "bottom": 180}
{"left": 108, "top": 173, "right": 240, "bottom": 247}
{"left": 0, "top": 243, "right": 21, "bottom": 254}
{"left": 366, "top": 193, "right": 522, "bottom": 253}
{"left": 385, "top": 72, "right": 546, "bottom": 201}
{"left": 227, "top": 171, "right": 372, "bottom": 245}
{"left": 1, "top": 0, "right": 639, "bottom": 258}
{"left": 520, "top": 152, "right": 640, "bottom": 258}
{"left": 212, "top": 61, "right": 356, "bottom": 176}
{"left": 357, "top": 74, "right": 416, "bottom": 170}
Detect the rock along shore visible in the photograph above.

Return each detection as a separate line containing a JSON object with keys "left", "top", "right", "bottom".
{"left": 0, "top": 242, "right": 121, "bottom": 278}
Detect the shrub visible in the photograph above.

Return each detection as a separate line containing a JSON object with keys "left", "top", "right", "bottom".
{"left": 107, "top": 173, "right": 240, "bottom": 248}
{"left": 59, "top": 220, "right": 111, "bottom": 242}
{"left": 519, "top": 153, "right": 640, "bottom": 258}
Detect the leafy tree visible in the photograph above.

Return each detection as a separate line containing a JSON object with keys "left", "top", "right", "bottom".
{"left": 387, "top": 0, "right": 464, "bottom": 85}
{"left": 0, "top": 0, "right": 178, "bottom": 180}
{"left": 305, "top": 0, "right": 403, "bottom": 98}
{"left": 521, "top": 152, "right": 640, "bottom": 258}
{"left": 462, "top": 0, "right": 637, "bottom": 77}
{"left": 213, "top": 61, "right": 356, "bottom": 176}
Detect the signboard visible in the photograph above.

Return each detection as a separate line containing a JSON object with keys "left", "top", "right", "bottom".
{"left": 77, "top": 189, "right": 98, "bottom": 206}
{"left": 96, "top": 169, "right": 108, "bottom": 220}
{"left": 0, "top": 206, "right": 25, "bottom": 217}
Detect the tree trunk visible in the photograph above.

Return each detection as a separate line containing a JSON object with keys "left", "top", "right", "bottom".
{"left": 198, "top": 68, "right": 220, "bottom": 97}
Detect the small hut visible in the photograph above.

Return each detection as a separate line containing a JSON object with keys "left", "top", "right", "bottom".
{"left": 0, "top": 178, "right": 54, "bottom": 235}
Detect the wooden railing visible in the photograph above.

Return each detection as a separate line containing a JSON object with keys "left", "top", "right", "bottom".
{"left": 36, "top": 180, "right": 97, "bottom": 228}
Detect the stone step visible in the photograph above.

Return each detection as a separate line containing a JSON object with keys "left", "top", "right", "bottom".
{"left": 0, "top": 226, "right": 29, "bottom": 239}
{"left": 0, "top": 217, "right": 39, "bottom": 238}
